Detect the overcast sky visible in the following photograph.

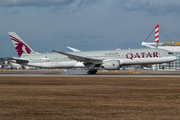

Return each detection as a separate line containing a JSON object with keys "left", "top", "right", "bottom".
{"left": 1, "top": 0, "right": 180, "bottom": 57}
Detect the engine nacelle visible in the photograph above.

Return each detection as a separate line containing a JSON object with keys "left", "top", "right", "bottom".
{"left": 101, "top": 60, "right": 120, "bottom": 70}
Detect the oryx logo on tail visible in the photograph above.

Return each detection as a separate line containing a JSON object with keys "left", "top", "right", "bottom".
{"left": 9, "top": 35, "right": 31, "bottom": 57}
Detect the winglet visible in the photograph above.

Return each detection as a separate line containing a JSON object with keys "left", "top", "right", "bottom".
{"left": 67, "top": 46, "right": 81, "bottom": 52}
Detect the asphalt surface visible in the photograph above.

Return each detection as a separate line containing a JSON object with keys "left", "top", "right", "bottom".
{"left": 0, "top": 74, "right": 180, "bottom": 77}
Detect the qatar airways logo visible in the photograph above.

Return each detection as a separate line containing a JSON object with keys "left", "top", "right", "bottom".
{"left": 9, "top": 35, "right": 31, "bottom": 57}
{"left": 126, "top": 52, "right": 158, "bottom": 60}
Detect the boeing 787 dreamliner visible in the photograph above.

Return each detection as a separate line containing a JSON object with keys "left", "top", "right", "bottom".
{"left": 8, "top": 32, "right": 177, "bottom": 74}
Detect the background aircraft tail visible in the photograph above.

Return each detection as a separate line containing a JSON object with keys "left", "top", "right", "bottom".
{"left": 8, "top": 32, "right": 37, "bottom": 58}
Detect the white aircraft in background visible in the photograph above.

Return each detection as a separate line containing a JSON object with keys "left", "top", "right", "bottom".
{"left": 8, "top": 32, "right": 177, "bottom": 74}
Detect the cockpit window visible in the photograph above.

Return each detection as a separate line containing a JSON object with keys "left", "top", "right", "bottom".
{"left": 168, "top": 52, "right": 173, "bottom": 55}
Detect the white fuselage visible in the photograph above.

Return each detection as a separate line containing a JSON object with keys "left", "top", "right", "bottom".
{"left": 16, "top": 48, "right": 177, "bottom": 69}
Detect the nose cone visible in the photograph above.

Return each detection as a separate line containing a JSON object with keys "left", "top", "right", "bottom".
{"left": 171, "top": 56, "right": 177, "bottom": 61}
{"left": 166, "top": 56, "right": 177, "bottom": 62}
{"left": 174, "top": 56, "right": 178, "bottom": 61}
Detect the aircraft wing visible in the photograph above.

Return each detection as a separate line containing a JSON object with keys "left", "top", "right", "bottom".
{"left": 51, "top": 50, "right": 102, "bottom": 64}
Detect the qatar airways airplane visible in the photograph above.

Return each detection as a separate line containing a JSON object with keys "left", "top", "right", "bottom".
{"left": 8, "top": 32, "right": 177, "bottom": 74}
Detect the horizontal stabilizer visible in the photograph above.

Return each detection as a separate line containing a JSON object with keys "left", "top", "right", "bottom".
{"left": 10, "top": 57, "right": 29, "bottom": 64}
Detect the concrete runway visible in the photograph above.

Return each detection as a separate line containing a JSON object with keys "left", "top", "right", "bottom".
{"left": 0, "top": 74, "right": 180, "bottom": 77}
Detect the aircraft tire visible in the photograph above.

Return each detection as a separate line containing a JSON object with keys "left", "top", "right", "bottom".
{"left": 87, "top": 69, "right": 97, "bottom": 74}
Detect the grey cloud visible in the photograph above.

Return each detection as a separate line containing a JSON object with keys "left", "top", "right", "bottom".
{"left": 0, "top": 0, "right": 75, "bottom": 7}
{"left": 116, "top": 0, "right": 180, "bottom": 15}
{"left": 0, "top": 0, "right": 102, "bottom": 7}
{"left": 0, "top": 0, "right": 103, "bottom": 13}
{"left": 77, "top": 0, "right": 102, "bottom": 7}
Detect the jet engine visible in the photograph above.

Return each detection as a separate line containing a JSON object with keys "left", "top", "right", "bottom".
{"left": 101, "top": 60, "right": 120, "bottom": 70}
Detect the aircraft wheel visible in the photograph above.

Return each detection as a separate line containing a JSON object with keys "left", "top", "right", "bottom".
{"left": 87, "top": 69, "right": 97, "bottom": 74}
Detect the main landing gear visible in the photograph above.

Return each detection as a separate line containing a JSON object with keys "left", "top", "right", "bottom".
{"left": 87, "top": 69, "right": 97, "bottom": 74}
